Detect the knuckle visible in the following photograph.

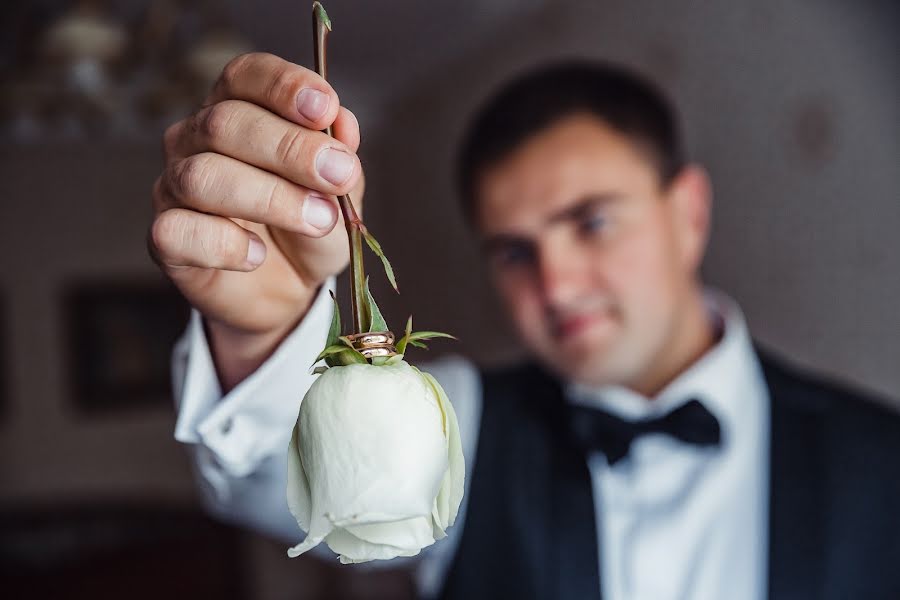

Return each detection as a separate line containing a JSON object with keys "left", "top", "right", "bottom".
{"left": 257, "top": 178, "right": 289, "bottom": 222}
{"left": 266, "top": 64, "right": 303, "bottom": 110}
{"left": 219, "top": 52, "right": 255, "bottom": 92}
{"left": 146, "top": 226, "right": 163, "bottom": 267}
{"left": 150, "top": 210, "right": 183, "bottom": 257}
{"left": 198, "top": 101, "right": 235, "bottom": 144}
{"left": 172, "top": 154, "right": 214, "bottom": 199}
{"left": 275, "top": 126, "right": 311, "bottom": 167}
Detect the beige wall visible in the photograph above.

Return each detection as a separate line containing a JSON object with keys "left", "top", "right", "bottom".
{"left": 0, "top": 146, "right": 195, "bottom": 503}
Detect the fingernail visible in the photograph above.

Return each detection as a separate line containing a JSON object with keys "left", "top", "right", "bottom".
{"left": 246, "top": 237, "right": 266, "bottom": 267}
{"left": 296, "top": 88, "right": 329, "bottom": 121}
{"left": 316, "top": 147, "right": 355, "bottom": 186}
{"left": 303, "top": 195, "right": 337, "bottom": 231}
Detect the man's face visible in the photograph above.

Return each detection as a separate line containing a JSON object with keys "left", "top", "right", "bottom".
{"left": 476, "top": 113, "right": 709, "bottom": 391}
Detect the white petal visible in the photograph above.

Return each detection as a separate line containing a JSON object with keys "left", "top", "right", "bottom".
{"left": 287, "top": 532, "right": 326, "bottom": 558}
{"left": 345, "top": 515, "right": 435, "bottom": 550}
{"left": 298, "top": 362, "right": 449, "bottom": 528}
{"left": 285, "top": 418, "right": 312, "bottom": 532}
{"left": 287, "top": 490, "right": 336, "bottom": 558}
{"left": 326, "top": 527, "right": 423, "bottom": 564}
{"left": 433, "top": 469, "right": 451, "bottom": 530}
{"left": 420, "top": 371, "right": 466, "bottom": 528}
{"left": 431, "top": 499, "right": 447, "bottom": 540}
{"left": 286, "top": 417, "right": 336, "bottom": 559}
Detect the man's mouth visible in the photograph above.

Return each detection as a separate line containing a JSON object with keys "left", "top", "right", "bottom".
{"left": 553, "top": 310, "right": 614, "bottom": 343}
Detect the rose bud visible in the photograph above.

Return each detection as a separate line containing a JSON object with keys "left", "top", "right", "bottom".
{"left": 286, "top": 358, "right": 465, "bottom": 563}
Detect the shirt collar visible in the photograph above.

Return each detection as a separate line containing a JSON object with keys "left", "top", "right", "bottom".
{"left": 565, "top": 289, "right": 763, "bottom": 445}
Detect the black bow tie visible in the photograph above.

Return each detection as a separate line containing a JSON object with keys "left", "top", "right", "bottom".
{"left": 567, "top": 398, "right": 722, "bottom": 465}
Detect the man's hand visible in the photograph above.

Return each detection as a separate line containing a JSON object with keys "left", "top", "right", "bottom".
{"left": 149, "top": 53, "right": 363, "bottom": 390}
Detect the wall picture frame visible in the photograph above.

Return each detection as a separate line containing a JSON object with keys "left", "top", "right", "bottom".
{"left": 64, "top": 279, "right": 190, "bottom": 414}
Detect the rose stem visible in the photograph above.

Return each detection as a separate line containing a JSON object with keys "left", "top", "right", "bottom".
{"left": 312, "top": 1, "right": 366, "bottom": 335}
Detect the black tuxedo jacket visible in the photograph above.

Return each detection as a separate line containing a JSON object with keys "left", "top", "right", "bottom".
{"left": 438, "top": 349, "right": 900, "bottom": 600}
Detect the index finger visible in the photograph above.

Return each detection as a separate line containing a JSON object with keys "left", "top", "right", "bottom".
{"left": 205, "top": 52, "right": 340, "bottom": 132}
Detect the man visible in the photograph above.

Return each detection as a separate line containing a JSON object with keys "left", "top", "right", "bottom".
{"left": 150, "top": 54, "right": 900, "bottom": 599}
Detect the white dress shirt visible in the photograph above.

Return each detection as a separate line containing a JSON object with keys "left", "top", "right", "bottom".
{"left": 172, "top": 280, "right": 769, "bottom": 600}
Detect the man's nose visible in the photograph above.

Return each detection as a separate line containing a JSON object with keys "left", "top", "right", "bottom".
{"left": 537, "top": 244, "right": 589, "bottom": 309}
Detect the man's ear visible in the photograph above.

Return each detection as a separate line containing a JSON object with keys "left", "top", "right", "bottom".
{"left": 667, "top": 164, "right": 712, "bottom": 272}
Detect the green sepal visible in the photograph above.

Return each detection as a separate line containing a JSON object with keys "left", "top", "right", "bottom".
{"left": 408, "top": 331, "right": 457, "bottom": 343}
{"left": 363, "top": 276, "right": 389, "bottom": 332}
{"left": 405, "top": 330, "right": 457, "bottom": 351}
{"left": 362, "top": 230, "right": 399, "bottom": 293}
{"left": 326, "top": 290, "right": 341, "bottom": 348}
{"left": 395, "top": 318, "right": 455, "bottom": 355}
{"left": 312, "top": 365, "right": 329, "bottom": 375}
{"left": 314, "top": 344, "right": 353, "bottom": 364}
{"left": 315, "top": 344, "right": 367, "bottom": 367}
{"left": 370, "top": 353, "right": 405, "bottom": 367}
{"left": 330, "top": 348, "right": 368, "bottom": 366}
{"left": 395, "top": 315, "right": 413, "bottom": 354}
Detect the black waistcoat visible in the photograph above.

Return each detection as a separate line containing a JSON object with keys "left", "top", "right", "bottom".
{"left": 437, "top": 354, "right": 900, "bottom": 600}
{"left": 438, "top": 362, "right": 599, "bottom": 600}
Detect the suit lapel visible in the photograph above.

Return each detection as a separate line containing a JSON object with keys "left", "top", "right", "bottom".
{"left": 762, "top": 354, "right": 827, "bottom": 599}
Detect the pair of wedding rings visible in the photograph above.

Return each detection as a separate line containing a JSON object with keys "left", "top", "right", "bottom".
{"left": 345, "top": 331, "right": 397, "bottom": 358}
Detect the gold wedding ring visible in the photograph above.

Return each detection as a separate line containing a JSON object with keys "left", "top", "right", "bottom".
{"left": 345, "top": 331, "right": 397, "bottom": 358}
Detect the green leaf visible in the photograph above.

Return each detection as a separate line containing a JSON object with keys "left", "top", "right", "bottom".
{"left": 364, "top": 276, "right": 389, "bottom": 332}
{"left": 363, "top": 230, "right": 399, "bottom": 292}
{"left": 386, "top": 353, "right": 405, "bottom": 365}
{"left": 326, "top": 290, "right": 341, "bottom": 348}
{"left": 395, "top": 315, "right": 413, "bottom": 354}
{"left": 338, "top": 335, "right": 356, "bottom": 348}
{"left": 408, "top": 339, "right": 428, "bottom": 349}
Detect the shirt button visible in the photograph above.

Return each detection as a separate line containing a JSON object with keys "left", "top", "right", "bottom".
{"left": 220, "top": 418, "right": 233, "bottom": 435}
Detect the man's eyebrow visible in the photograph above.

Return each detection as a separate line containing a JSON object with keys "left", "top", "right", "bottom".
{"left": 480, "top": 233, "right": 534, "bottom": 255}
{"left": 546, "top": 193, "right": 621, "bottom": 226}
{"left": 479, "top": 193, "right": 623, "bottom": 252}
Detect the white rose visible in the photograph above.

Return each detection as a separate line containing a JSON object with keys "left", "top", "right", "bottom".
{"left": 286, "top": 358, "right": 465, "bottom": 563}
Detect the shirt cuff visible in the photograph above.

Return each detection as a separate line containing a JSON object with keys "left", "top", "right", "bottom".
{"left": 172, "top": 278, "right": 336, "bottom": 478}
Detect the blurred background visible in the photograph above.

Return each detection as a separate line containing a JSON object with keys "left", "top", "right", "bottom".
{"left": 0, "top": 0, "right": 897, "bottom": 598}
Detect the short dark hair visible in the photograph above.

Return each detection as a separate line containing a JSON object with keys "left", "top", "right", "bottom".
{"left": 456, "top": 60, "right": 687, "bottom": 226}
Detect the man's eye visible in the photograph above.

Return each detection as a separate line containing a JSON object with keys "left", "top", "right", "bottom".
{"left": 493, "top": 244, "right": 535, "bottom": 268}
{"left": 579, "top": 213, "right": 607, "bottom": 235}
